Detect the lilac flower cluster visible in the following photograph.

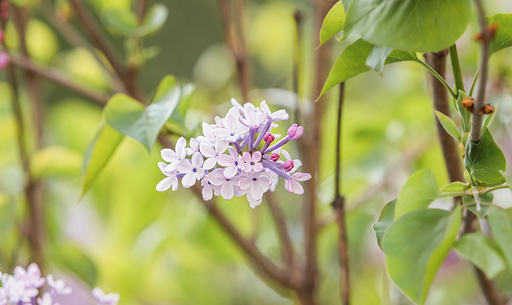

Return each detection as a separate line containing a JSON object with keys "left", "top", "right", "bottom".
{"left": 0, "top": 263, "right": 119, "bottom": 305}
{"left": 157, "top": 99, "right": 311, "bottom": 208}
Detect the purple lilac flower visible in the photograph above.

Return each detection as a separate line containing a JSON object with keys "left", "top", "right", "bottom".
{"left": 92, "top": 287, "right": 120, "bottom": 305}
{"left": 156, "top": 99, "right": 311, "bottom": 208}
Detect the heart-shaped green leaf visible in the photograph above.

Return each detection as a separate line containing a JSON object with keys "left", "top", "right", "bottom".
{"left": 384, "top": 205, "right": 461, "bottom": 305}
{"left": 318, "top": 38, "right": 419, "bottom": 99}
{"left": 104, "top": 75, "right": 180, "bottom": 152}
{"left": 80, "top": 123, "right": 124, "bottom": 198}
{"left": 343, "top": 0, "right": 472, "bottom": 52}
{"left": 318, "top": 1, "right": 346, "bottom": 47}
{"left": 435, "top": 111, "right": 461, "bottom": 142}
{"left": 103, "top": 9, "right": 138, "bottom": 36}
{"left": 488, "top": 208, "right": 512, "bottom": 271}
{"left": 136, "top": 3, "right": 169, "bottom": 37}
{"left": 373, "top": 199, "right": 396, "bottom": 252}
{"left": 489, "top": 14, "right": 512, "bottom": 55}
{"left": 395, "top": 168, "right": 440, "bottom": 219}
{"left": 455, "top": 232, "right": 506, "bottom": 279}
{"left": 464, "top": 127, "right": 506, "bottom": 186}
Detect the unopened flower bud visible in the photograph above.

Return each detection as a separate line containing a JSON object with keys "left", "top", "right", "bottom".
{"left": 482, "top": 103, "right": 495, "bottom": 114}
{"left": 287, "top": 124, "right": 303, "bottom": 140}
{"left": 461, "top": 97, "right": 474, "bottom": 112}
{"left": 263, "top": 133, "right": 275, "bottom": 144}
{"left": 271, "top": 153, "right": 280, "bottom": 162}
{"left": 283, "top": 160, "right": 294, "bottom": 172}
{"left": 0, "top": 52, "right": 10, "bottom": 70}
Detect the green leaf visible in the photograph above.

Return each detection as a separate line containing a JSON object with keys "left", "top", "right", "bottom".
{"left": 51, "top": 243, "right": 98, "bottom": 286}
{"left": 395, "top": 168, "right": 440, "bottom": 219}
{"left": 104, "top": 75, "right": 180, "bottom": 152}
{"left": 136, "top": 3, "right": 169, "bottom": 37}
{"left": 455, "top": 91, "right": 472, "bottom": 133}
{"left": 81, "top": 123, "right": 124, "bottom": 198}
{"left": 383, "top": 205, "right": 461, "bottom": 304}
{"left": 489, "top": 14, "right": 512, "bottom": 55}
{"left": 440, "top": 181, "right": 470, "bottom": 193}
{"left": 454, "top": 232, "right": 506, "bottom": 279}
{"left": 373, "top": 199, "right": 396, "bottom": 252}
{"left": 103, "top": 9, "right": 138, "bottom": 36}
{"left": 343, "top": 0, "right": 472, "bottom": 52}
{"left": 500, "top": 171, "right": 512, "bottom": 192}
{"left": 488, "top": 208, "right": 512, "bottom": 271}
{"left": 319, "top": 1, "right": 345, "bottom": 47}
{"left": 464, "top": 192, "right": 493, "bottom": 218}
{"left": 8, "top": 0, "right": 27, "bottom": 5}
{"left": 169, "top": 83, "right": 195, "bottom": 124}
{"left": 365, "top": 45, "right": 393, "bottom": 75}
{"left": 464, "top": 127, "right": 506, "bottom": 186}
{"left": 318, "top": 39, "right": 419, "bottom": 99}
{"left": 434, "top": 111, "right": 461, "bottom": 142}
{"left": 483, "top": 104, "right": 497, "bottom": 130}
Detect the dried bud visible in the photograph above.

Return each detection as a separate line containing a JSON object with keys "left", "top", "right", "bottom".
{"left": 263, "top": 133, "right": 275, "bottom": 144}
{"left": 461, "top": 97, "right": 475, "bottom": 112}
{"left": 482, "top": 103, "right": 495, "bottom": 114}
{"left": 0, "top": 1, "right": 9, "bottom": 20}
{"left": 0, "top": 51, "right": 10, "bottom": 70}
{"left": 474, "top": 23, "right": 499, "bottom": 42}
{"left": 283, "top": 160, "right": 294, "bottom": 172}
{"left": 287, "top": 124, "right": 303, "bottom": 140}
{"left": 271, "top": 153, "right": 280, "bottom": 162}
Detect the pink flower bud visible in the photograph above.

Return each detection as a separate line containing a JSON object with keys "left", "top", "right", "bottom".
{"left": 263, "top": 133, "right": 275, "bottom": 144}
{"left": 283, "top": 160, "right": 294, "bottom": 172}
{"left": 271, "top": 153, "right": 280, "bottom": 162}
{"left": 287, "top": 124, "right": 303, "bottom": 140}
{"left": 0, "top": 30, "right": 4, "bottom": 44}
{"left": 0, "top": 52, "right": 10, "bottom": 70}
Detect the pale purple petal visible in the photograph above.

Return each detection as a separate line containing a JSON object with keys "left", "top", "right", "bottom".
{"left": 200, "top": 144, "right": 216, "bottom": 157}
{"left": 203, "top": 157, "right": 217, "bottom": 170}
{"left": 224, "top": 166, "right": 237, "bottom": 178}
{"left": 177, "top": 159, "right": 192, "bottom": 173}
{"left": 221, "top": 183, "right": 234, "bottom": 200}
{"left": 181, "top": 173, "right": 196, "bottom": 188}
{"left": 156, "top": 177, "right": 175, "bottom": 192}
{"left": 217, "top": 155, "right": 233, "bottom": 167}
{"left": 191, "top": 152, "right": 204, "bottom": 168}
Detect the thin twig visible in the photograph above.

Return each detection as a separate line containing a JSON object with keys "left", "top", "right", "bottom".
{"left": 292, "top": 10, "right": 303, "bottom": 126}
{"left": 9, "top": 53, "right": 111, "bottom": 104}
{"left": 470, "top": 0, "right": 491, "bottom": 143}
{"left": 331, "top": 83, "right": 350, "bottom": 305}
{"left": 266, "top": 192, "right": 295, "bottom": 269}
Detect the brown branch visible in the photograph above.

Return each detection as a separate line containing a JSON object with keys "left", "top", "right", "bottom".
{"left": 217, "top": 0, "right": 251, "bottom": 102}
{"left": 39, "top": 0, "right": 128, "bottom": 93}
{"left": 470, "top": 0, "right": 491, "bottom": 143}
{"left": 9, "top": 53, "right": 110, "bottom": 104}
{"left": 266, "top": 192, "right": 295, "bottom": 268}
{"left": 136, "top": 0, "right": 147, "bottom": 22}
{"left": 67, "top": 0, "right": 126, "bottom": 78}
{"left": 426, "top": 47, "right": 504, "bottom": 305}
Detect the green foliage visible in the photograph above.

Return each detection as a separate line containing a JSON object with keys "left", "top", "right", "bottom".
{"left": 454, "top": 91, "right": 472, "bottom": 133}
{"left": 343, "top": 0, "right": 472, "bottom": 52}
{"left": 103, "top": 3, "right": 168, "bottom": 37}
{"left": 7, "top": 0, "right": 28, "bottom": 6}
{"left": 104, "top": 76, "right": 180, "bottom": 152}
{"left": 488, "top": 208, "right": 512, "bottom": 271}
{"left": 365, "top": 45, "right": 393, "bottom": 75}
{"left": 383, "top": 205, "right": 461, "bottom": 305}
{"left": 31, "top": 146, "right": 82, "bottom": 178}
{"left": 435, "top": 111, "right": 461, "bottom": 142}
{"left": 81, "top": 123, "right": 124, "bottom": 198}
{"left": 395, "top": 168, "right": 439, "bottom": 219}
{"left": 372, "top": 199, "right": 395, "bottom": 252}
{"left": 318, "top": 39, "right": 419, "bottom": 99}
{"left": 439, "top": 181, "right": 470, "bottom": 193}
{"left": 136, "top": 3, "right": 169, "bottom": 37}
{"left": 51, "top": 243, "right": 98, "bottom": 287}
{"left": 500, "top": 171, "right": 512, "bottom": 192}
{"left": 464, "top": 127, "right": 506, "bottom": 186}
{"left": 454, "top": 232, "right": 506, "bottom": 279}
{"left": 464, "top": 192, "right": 493, "bottom": 218}
{"left": 318, "top": 1, "right": 345, "bottom": 47}
{"left": 483, "top": 105, "right": 497, "bottom": 130}
{"left": 489, "top": 13, "right": 512, "bottom": 55}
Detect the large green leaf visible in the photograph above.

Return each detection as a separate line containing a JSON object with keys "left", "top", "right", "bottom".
{"left": 383, "top": 206, "right": 461, "bottom": 305}
{"left": 51, "top": 243, "right": 98, "bottom": 287}
{"left": 81, "top": 123, "right": 124, "bottom": 198}
{"left": 136, "top": 3, "right": 169, "bottom": 37}
{"left": 489, "top": 14, "right": 512, "bottom": 55}
{"left": 488, "top": 208, "right": 512, "bottom": 271}
{"left": 318, "top": 39, "right": 419, "bottom": 99}
{"left": 319, "top": 1, "right": 346, "bottom": 47}
{"left": 373, "top": 199, "right": 396, "bottom": 252}
{"left": 104, "top": 75, "right": 180, "bottom": 152}
{"left": 464, "top": 127, "right": 506, "bottom": 186}
{"left": 454, "top": 232, "right": 506, "bottom": 279}
{"left": 395, "top": 168, "right": 440, "bottom": 219}
{"left": 343, "top": 0, "right": 472, "bottom": 52}
{"left": 435, "top": 111, "right": 461, "bottom": 142}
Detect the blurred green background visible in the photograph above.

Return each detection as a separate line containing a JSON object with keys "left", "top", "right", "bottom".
{"left": 2, "top": 0, "right": 512, "bottom": 304}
